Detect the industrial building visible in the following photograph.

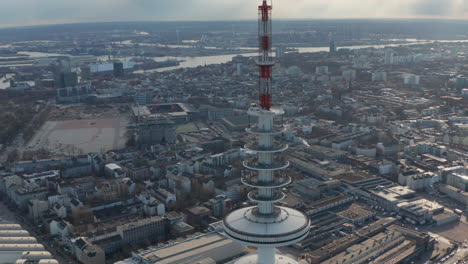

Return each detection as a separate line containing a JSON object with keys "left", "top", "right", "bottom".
{"left": 320, "top": 225, "right": 432, "bottom": 264}
{"left": 300, "top": 218, "right": 398, "bottom": 263}
{"left": 115, "top": 232, "right": 245, "bottom": 264}
{"left": 370, "top": 186, "right": 447, "bottom": 224}
{"left": 306, "top": 193, "right": 354, "bottom": 215}
{"left": 0, "top": 224, "right": 58, "bottom": 263}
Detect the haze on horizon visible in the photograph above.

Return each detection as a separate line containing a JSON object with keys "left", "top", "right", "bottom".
{"left": 0, "top": 0, "right": 467, "bottom": 28}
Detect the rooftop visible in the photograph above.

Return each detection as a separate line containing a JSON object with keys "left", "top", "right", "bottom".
{"left": 371, "top": 186, "right": 416, "bottom": 202}
{"left": 186, "top": 206, "right": 211, "bottom": 215}
{"left": 337, "top": 204, "right": 374, "bottom": 221}
{"left": 125, "top": 232, "right": 244, "bottom": 264}
{"left": 118, "top": 216, "right": 163, "bottom": 231}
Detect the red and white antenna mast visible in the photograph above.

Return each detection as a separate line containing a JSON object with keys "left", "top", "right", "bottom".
{"left": 258, "top": 0, "right": 274, "bottom": 111}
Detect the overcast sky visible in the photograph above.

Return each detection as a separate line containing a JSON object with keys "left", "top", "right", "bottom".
{"left": 0, "top": 0, "right": 467, "bottom": 27}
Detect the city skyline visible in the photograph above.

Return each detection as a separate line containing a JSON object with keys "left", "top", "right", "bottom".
{"left": 1, "top": 0, "right": 467, "bottom": 28}
{"left": 0, "top": 0, "right": 468, "bottom": 263}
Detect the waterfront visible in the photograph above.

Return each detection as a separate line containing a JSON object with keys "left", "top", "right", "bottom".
{"left": 137, "top": 39, "right": 468, "bottom": 72}
{"left": 4, "top": 39, "right": 468, "bottom": 73}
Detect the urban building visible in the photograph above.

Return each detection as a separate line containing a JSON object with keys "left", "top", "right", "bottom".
{"left": 209, "top": 195, "right": 232, "bottom": 218}
{"left": 56, "top": 83, "right": 93, "bottom": 104}
{"left": 137, "top": 115, "right": 176, "bottom": 146}
{"left": 316, "top": 66, "right": 329, "bottom": 74}
{"left": 113, "top": 62, "right": 124, "bottom": 77}
{"left": 384, "top": 49, "right": 394, "bottom": 64}
{"left": 116, "top": 216, "right": 166, "bottom": 244}
{"left": 329, "top": 41, "right": 337, "bottom": 53}
{"left": 73, "top": 237, "right": 106, "bottom": 264}
{"left": 54, "top": 71, "right": 78, "bottom": 88}
{"left": 371, "top": 71, "right": 387, "bottom": 82}
{"left": 403, "top": 75, "right": 421, "bottom": 85}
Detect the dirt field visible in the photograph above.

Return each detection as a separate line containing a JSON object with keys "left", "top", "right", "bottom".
{"left": 26, "top": 117, "right": 129, "bottom": 155}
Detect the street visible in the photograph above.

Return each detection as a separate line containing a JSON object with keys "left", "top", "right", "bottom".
{"left": 443, "top": 247, "right": 468, "bottom": 264}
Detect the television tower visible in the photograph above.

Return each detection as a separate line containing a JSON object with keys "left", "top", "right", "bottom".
{"left": 223, "top": 1, "right": 310, "bottom": 264}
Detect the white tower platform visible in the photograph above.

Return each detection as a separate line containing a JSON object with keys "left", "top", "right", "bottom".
{"left": 223, "top": 107, "right": 310, "bottom": 264}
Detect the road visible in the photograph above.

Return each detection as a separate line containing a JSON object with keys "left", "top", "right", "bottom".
{"left": 443, "top": 247, "right": 468, "bottom": 264}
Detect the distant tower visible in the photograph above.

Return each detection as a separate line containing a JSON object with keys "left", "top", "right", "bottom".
{"left": 113, "top": 62, "right": 124, "bottom": 78}
{"left": 328, "top": 32, "right": 337, "bottom": 53}
{"left": 54, "top": 71, "right": 78, "bottom": 88}
{"left": 275, "top": 45, "right": 285, "bottom": 58}
{"left": 236, "top": 63, "right": 244, "bottom": 75}
{"left": 329, "top": 40, "right": 337, "bottom": 53}
{"left": 223, "top": 1, "right": 310, "bottom": 264}
{"left": 384, "top": 48, "right": 394, "bottom": 65}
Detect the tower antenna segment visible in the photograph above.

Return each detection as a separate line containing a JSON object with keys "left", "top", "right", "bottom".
{"left": 258, "top": 0, "right": 274, "bottom": 110}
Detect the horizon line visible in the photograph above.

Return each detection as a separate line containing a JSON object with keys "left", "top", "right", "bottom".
{"left": 2, "top": 17, "right": 468, "bottom": 30}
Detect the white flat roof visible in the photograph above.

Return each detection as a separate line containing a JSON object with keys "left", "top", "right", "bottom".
{"left": 127, "top": 233, "right": 244, "bottom": 264}
{"left": 224, "top": 206, "right": 309, "bottom": 237}
{"left": 0, "top": 224, "right": 22, "bottom": 230}
{"left": 105, "top": 163, "right": 122, "bottom": 170}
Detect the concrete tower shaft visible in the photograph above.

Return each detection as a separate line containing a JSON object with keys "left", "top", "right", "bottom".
{"left": 223, "top": 1, "right": 310, "bottom": 264}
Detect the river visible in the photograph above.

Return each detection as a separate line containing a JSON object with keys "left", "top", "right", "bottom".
{"left": 135, "top": 53, "right": 258, "bottom": 73}
{"left": 5, "top": 39, "right": 468, "bottom": 74}
{"left": 136, "top": 39, "right": 468, "bottom": 73}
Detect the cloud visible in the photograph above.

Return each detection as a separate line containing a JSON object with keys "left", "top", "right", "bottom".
{"left": 0, "top": 0, "right": 467, "bottom": 27}
{"left": 410, "top": 0, "right": 462, "bottom": 16}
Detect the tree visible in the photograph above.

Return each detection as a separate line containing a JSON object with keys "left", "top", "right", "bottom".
{"left": 71, "top": 206, "right": 95, "bottom": 225}
{"left": 125, "top": 131, "right": 136, "bottom": 147}
{"left": 7, "top": 149, "right": 20, "bottom": 163}
{"left": 192, "top": 182, "right": 214, "bottom": 202}
{"left": 393, "top": 107, "right": 407, "bottom": 120}
{"left": 22, "top": 148, "right": 51, "bottom": 160}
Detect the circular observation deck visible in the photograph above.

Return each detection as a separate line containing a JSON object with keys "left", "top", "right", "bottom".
{"left": 256, "top": 61, "right": 275, "bottom": 67}
{"left": 247, "top": 107, "right": 284, "bottom": 117}
{"left": 233, "top": 254, "right": 300, "bottom": 264}
{"left": 243, "top": 160, "right": 289, "bottom": 171}
{"left": 223, "top": 206, "right": 310, "bottom": 247}
{"left": 244, "top": 143, "right": 288, "bottom": 153}
{"left": 246, "top": 126, "right": 286, "bottom": 135}
{"left": 242, "top": 174, "right": 291, "bottom": 189}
